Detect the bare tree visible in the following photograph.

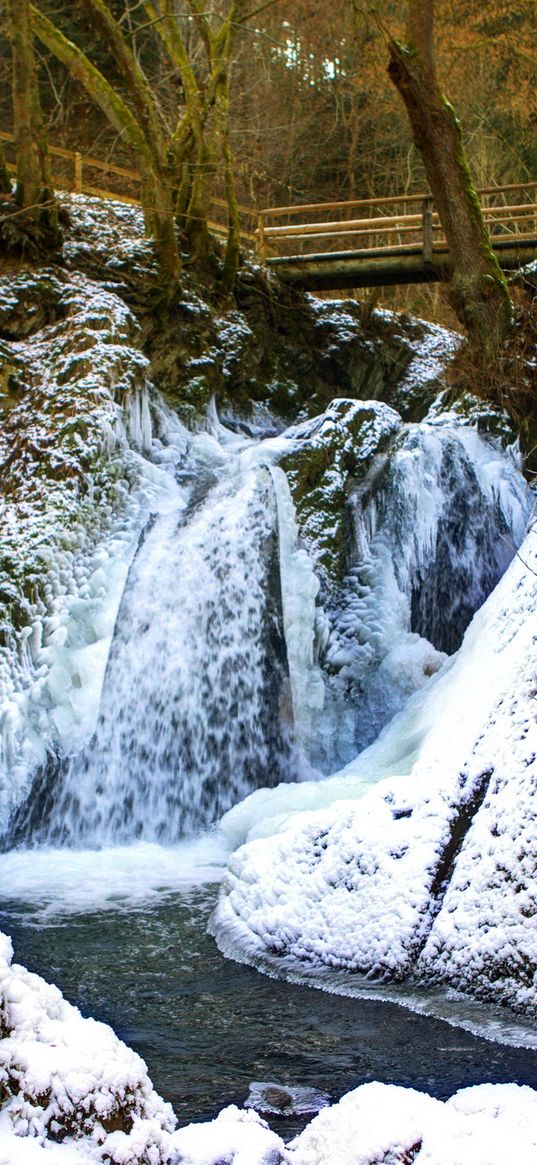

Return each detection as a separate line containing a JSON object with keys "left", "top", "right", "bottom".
{"left": 30, "top": 0, "right": 248, "bottom": 289}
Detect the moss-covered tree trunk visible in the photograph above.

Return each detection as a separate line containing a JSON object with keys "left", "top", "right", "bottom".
{"left": 31, "top": 3, "right": 180, "bottom": 293}
{"left": 388, "top": 0, "right": 512, "bottom": 360}
{"left": 5, "top": 0, "right": 60, "bottom": 245}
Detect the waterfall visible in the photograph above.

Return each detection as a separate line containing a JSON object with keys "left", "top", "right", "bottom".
{"left": 15, "top": 463, "right": 290, "bottom": 847}
{"left": 3, "top": 403, "right": 531, "bottom": 853}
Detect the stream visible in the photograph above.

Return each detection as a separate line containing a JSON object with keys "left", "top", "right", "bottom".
{"left": 3, "top": 884, "right": 537, "bottom": 1141}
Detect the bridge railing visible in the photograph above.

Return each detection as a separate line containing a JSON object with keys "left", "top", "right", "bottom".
{"left": 257, "top": 182, "right": 537, "bottom": 263}
{"left": 0, "top": 131, "right": 258, "bottom": 245}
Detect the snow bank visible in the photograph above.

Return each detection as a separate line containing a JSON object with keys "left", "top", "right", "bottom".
{"left": 211, "top": 517, "right": 537, "bottom": 1008}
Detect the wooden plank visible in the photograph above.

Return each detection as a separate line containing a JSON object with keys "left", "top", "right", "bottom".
{"left": 482, "top": 202, "right": 537, "bottom": 218}
{"left": 261, "top": 192, "right": 427, "bottom": 218}
{"left": 261, "top": 182, "right": 537, "bottom": 222}
{"left": 265, "top": 211, "right": 424, "bottom": 238}
{"left": 265, "top": 225, "right": 426, "bottom": 247}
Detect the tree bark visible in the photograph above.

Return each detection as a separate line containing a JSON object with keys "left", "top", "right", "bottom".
{"left": 0, "top": 140, "right": 12, "bottom": 196}
{"left": 31, "top": 3, "right": 180, "bottom": 290}
{"left": 388, "top": 0, "right": 512, "bottom": 360}
{"left": 6, "top": 0, "right": 60, "bottom": 244}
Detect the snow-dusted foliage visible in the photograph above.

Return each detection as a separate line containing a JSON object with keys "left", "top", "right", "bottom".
{"left": 211, "top": 517, "right": 537, "bottom": 1008}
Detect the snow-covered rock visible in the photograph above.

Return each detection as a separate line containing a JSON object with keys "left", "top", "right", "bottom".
{"left": 211, "top": 516, "right": 537, "bottom": 1008}
{"left": 0, "top": 932, "right": 175, "bottom": 1164}
{"left": 287, "top": 1081, "right": 537, "bottom": 1165}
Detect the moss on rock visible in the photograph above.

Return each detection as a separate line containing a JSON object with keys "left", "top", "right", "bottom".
{"left": 280, "top": 399, "right": 403, "bottom": 589}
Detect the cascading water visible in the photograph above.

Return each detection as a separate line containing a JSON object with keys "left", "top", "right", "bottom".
{"left": 2, "top": 402, "right": 531, "bottom": 851}
{"left": 14, "top": 462, "right": 291, "bottom": 847}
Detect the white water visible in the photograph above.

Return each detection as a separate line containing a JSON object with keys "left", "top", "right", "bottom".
{"left": 19, "top": 463, "right": 292, "bottom": 846}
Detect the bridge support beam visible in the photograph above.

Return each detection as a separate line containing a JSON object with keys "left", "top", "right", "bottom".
{"left": 267, "top": 241, "right": 537, "bottom": 294}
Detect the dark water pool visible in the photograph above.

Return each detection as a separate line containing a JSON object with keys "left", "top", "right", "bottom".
{"left": 3, "top": 887, "right": 537, "bottom": 1140}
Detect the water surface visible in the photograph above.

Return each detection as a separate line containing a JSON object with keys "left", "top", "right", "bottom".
{"left": 4, "top": 887, "right": 537, "bottom": 1139}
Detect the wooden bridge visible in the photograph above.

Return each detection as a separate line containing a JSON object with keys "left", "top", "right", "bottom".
{"left": 2, "top": 131, "right": 536, "bottom": 291}
{"left": 257, "top": 186, "right": 537, "bottom": 291}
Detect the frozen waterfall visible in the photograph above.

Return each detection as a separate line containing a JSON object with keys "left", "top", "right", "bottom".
{"left": 314, "top": 418, "right": 532, "bottom": 769}
{"left": 1, "top": 401, "right": 532, "bottom": 858}
{"left": 13, "top": 463, "right": 291, "bottom": 846}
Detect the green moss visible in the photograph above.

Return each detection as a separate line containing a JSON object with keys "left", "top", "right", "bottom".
{"left": 280, "top": 400, "right": 402, "bottom": 590}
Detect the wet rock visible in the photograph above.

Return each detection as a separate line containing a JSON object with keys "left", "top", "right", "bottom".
{"left": 245, "top": 1081, "right": 331, "bottom": 1117}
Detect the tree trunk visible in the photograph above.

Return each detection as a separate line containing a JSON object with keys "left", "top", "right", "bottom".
{"left": 387, "top": 0, "right": 512, "bottom": 360}
{"left": 6, "top": 0, "right": 60, "bottom": 244}
{"left": 31, "top": 4, "right": 180, "bottom": 291}
{"left": 0, "top": 140, "right": 12, "bottom": 195}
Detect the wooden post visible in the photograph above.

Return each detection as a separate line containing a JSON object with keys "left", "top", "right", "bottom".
{"left": 257, "top": 212, "right": 267, "bottom": 262}
{"left": 74, "top": 151, "right": 83, "bottom": 193}
{"left": 422, "top": 195, "right": 433, "bottom": 262}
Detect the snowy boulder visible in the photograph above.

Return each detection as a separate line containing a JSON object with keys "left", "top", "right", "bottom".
{"left": 211, "top": 518, "right": 537, "bottom": 1008}
{"left": 0, "top": 932, "right": 175, "bottom": 1162}
{"left": 167, "top": 1106, "right": 284, "bottom": 1165}
{"left": 286, "top": 1081, "right": 537, "bottom": 1165}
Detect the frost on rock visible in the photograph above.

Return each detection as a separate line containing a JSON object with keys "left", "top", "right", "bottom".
{"left": 211, "top": 519, "right": 537, "bottom": 1008}
{"left": 279, "top": 397, "right": 403, "bottom": 587}
{"left": 287, "top": 1081, "right": 537, "bottom": 1165}
{"left": 0, "top": 267, "right": 188, "bottom": 833}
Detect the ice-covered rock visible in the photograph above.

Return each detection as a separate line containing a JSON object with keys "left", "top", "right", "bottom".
{"left": 0, "top": 269, "right": 190, "bottom": 835}
{"left": 245, "top": 1083, "right": 331, "bottom": 1118}
{"left": 211, "top": 516, "right": 537, "bottom": 1008}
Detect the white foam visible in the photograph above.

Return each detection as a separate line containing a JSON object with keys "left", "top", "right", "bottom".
{"left": 0, "top": 834, "right": 228, "bottom": 918}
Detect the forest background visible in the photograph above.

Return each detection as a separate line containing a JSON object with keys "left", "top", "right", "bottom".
{"left": 0, "top": 0, "right": 536, "bottom": 328}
